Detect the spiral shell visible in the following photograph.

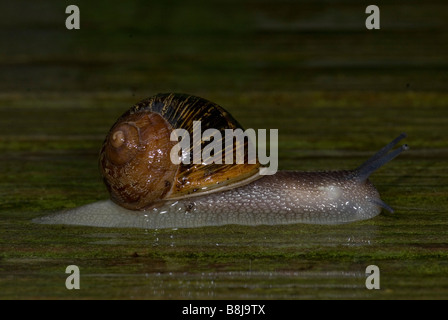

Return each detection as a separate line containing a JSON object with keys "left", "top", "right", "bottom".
{"left": 99, "top": 93, "right": 261, "bottom": 210}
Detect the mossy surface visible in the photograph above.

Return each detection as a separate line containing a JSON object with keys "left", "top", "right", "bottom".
{"left": 1, "top": 0, "right": 448, "bottom": 299}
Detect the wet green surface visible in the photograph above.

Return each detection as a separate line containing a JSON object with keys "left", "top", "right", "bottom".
{"left": 1, "top": 1, "right": 448, "bottom": 299}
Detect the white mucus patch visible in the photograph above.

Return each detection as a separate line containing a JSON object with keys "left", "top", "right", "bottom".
{"left": 318, "top": 185, "right": 342, "bottom": 201}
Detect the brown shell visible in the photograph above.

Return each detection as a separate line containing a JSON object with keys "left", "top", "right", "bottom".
{"left": 100, "top": 93, "right": 261, "bottom": 210}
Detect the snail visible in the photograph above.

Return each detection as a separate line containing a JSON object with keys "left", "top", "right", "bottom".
{"left": 34, "top": 93, "right": 408, "bottom": 229}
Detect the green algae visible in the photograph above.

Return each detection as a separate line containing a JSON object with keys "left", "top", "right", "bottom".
{"left": 1, "top": 89, "right": 448, "bottom": 299}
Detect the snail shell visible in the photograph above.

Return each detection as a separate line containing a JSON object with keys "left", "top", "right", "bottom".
{"left": 99, "top": 93, "right": 261, "bottom": 210}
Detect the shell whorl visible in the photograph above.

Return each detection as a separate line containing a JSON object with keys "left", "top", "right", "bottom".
{"left": 100, "top": 111, "right": 178, "bottom": 210}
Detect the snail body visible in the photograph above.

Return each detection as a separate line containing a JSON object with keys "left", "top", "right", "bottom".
{"left": 34, "top": 93, "right": 408, "bottom": 229}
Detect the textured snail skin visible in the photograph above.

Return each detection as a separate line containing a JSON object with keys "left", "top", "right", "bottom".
{"left": 34, "top": 132, "right": 408, "bottom": 229}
